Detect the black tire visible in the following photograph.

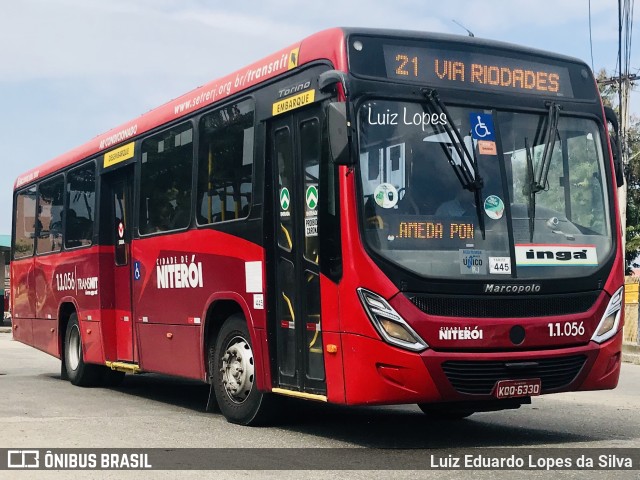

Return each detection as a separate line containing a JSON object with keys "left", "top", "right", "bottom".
{"left": 64, "top": 313, "right": 103, "bottom": 387}
{"left": 417, "top": 403, "right": 474, "bottom": 420}
{"left": 211, "top": 314, "right": 278, "bottom": 425}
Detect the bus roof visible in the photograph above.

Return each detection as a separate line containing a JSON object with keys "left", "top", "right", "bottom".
{"left": 14, "top": 27, "right": 589, "bottom": 190}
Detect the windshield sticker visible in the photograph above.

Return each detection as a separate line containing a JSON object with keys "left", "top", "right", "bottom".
{"left": 515, "top": 244, "right": 598, "bottom": 267}
{"left": 374, "top": 183, "right": 399, "bottom": 208}
{"left": 306, "top": 185, "right": 318, "bottom": 211}
{"left": 478, "top": 140, "right": 497, "bottom": 155}
{"left": 305, "top": 217, "right": 318, "bottom": 237}
{"left": 470, "top": 113, "right": 495, "bottom": 140}
{"left": 279, "top": 187, "right": 290, "bottom": 215}
{"left": 459, "top": 249, "right": 487, "bottom": 274}
{"left": 489, "top": 256, "right": 511, "bottom": 275}
{"left": 484, "top": 195, "right": 504, "bottom": 220}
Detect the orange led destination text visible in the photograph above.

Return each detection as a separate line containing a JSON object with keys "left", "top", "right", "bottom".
{"left": 398, "top": 222, "right": 474, "bottom": 240}
{"left": 434, "top": 59, "right": 560, "bottom": 93}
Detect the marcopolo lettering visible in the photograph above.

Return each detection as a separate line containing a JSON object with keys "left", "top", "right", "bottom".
{"left": 484, "top": 283, "right": 542, "bottom": 294}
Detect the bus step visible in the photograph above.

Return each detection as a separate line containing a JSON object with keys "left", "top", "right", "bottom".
{"left": 105, "top": 361, "right": 141, "bottom": 374}
{"left": 271, "top": 387, "right": 327, "bottom": 402}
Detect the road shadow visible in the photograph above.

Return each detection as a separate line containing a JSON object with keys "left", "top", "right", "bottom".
{"left": 48, "top": 372, "right": 626, "bottom": 449}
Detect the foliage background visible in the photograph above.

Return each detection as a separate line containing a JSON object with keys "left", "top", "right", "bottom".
{"left": 597, "top": 69, "right": 640, "bottom": 273}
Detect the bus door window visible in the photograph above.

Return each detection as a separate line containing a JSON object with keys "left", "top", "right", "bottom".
{"left": 274, "top": 127, "right": 296, "bottom": 377}
{"left": 113, "top": 182, "right": 129, "bottom": 266}
{"left": 300, "top": 118, "right": 324, "bottom": 381}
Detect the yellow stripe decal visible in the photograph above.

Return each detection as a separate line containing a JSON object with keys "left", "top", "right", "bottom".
{"left": 104, "top": 142, "right": 135, "bottom": 168}
{"left": 272, "top": 90, "right": 316, "bottom": 116}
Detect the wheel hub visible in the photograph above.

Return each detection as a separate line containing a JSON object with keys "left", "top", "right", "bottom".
{"left": 68, "top": 325, "right": 81, "bottom": 371}
{"left": 221, "top": 336, "right": 254, "bottom": 404}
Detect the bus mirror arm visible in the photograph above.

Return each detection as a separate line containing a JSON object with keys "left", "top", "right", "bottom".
{"left": 319, "top": 70, "right": 348, "bottom": 96}
{"left": 604, "top": 105, "right": 624, "bottom": 187}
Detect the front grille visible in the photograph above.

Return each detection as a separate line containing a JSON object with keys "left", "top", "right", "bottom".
{"left": 408, "top": 292, "right": 600, "bottom": 318}
{"left": 441, "top": 355, "right": 587, "bottom": 395}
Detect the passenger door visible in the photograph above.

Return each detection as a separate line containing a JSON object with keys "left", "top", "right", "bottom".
{"left": 101, "top": 165, "right": 136, "bottom": 362}
{"left": 268, "top": 105, "right": 326, "bottom": 395}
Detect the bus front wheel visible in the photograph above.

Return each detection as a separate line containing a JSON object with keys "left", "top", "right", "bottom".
{"left": 64, "top": 313, "right": 103, "bottom": 387}
{"left": 211, "top": 314, "right": 277, "bottom": 426}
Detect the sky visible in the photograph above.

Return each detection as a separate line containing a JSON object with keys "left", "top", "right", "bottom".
{"left": 0, "top": 0, "right": 636, "bottom": 231}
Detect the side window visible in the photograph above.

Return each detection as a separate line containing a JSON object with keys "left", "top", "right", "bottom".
{"left": 36, "top": 176, "right": 65, "bottom": 255}
{"left": 13, "top": 186, "right": 37, "bottom": 259}
{"left": 66, "top": 163, "right": 96, "bottom": 248}
{"left": 197, "top": 99, "right": 254, "bottom": 224}
{"left": 139, "top": 122, "right": 194, "bottom": 235}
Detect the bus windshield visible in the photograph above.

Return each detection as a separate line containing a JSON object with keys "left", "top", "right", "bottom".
{"left": 357, "top": 99, "right": 612, "bottom": 279}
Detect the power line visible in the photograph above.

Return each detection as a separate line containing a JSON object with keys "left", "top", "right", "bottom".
{"left": 589, "top": 0, "right": 595, "bottom": 71}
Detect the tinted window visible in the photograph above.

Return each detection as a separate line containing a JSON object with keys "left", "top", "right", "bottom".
{"left": 36, "top": 175, "right": 64, "bottom": 255}
{"left": 66, "top": 163, "right": 95, "bottom": 248}
{"left": 139, "top": 122, "right": 194, "bottom": 235}
{"left": 197, "top": 99, "right": 254, "bottom": 224}
{"left": 13, "top": 186, "right": 37, "bottom": 259}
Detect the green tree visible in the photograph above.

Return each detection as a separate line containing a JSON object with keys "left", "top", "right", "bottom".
{"left": 597, "top": 69, "right": 640, "bottom": 272}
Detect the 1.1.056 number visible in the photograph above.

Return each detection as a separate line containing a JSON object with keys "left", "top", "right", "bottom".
{"left": 547, "top": 321, "right": 585, "bottom": 337}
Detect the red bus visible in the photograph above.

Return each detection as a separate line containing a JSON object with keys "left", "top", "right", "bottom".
{"left": 11, "top": 28, "right": 625, "bottom": 425}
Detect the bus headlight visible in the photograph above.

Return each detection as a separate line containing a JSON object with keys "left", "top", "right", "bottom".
{"left": 591, "top": 286, "right": 624, "bottom": 344}
{"left": 357, "top": 288, "right": 428, "bottom": 352}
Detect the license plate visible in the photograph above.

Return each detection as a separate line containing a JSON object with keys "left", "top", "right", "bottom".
{"left": 494, "top": 379, "right": 541, "bottom": 399}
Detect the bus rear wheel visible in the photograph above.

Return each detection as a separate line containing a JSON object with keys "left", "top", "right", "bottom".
{"left": 64, "top": 313, "right": 103, "bottom": 387}
{"left": 211, "top": 314, "right": 277, "bottom": 426}
{"left": 417, "top": 403, "right": 475, "bottom": 420}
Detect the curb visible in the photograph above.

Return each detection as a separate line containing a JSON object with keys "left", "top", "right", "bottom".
{"left": 622, "top": 342, "right": 640, "bottom": 365}
{"left": 0, "top": 327, "right": 11, "bottom": 334}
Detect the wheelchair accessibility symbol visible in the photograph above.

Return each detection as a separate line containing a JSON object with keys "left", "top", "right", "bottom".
{"left": 470, "top": 113, "right": 495, "bottom": 141}
{"left": 134, "top": 261, "right": 141, "bottom": 281}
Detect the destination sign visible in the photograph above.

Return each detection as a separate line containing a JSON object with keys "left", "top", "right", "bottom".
{"left": 388, "top": 216, "right": 475, "bottom": 250}
{"left": 382, "top": 45, "right": 574, "bottom": 98}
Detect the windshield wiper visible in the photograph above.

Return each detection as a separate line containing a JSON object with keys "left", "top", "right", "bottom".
{"left": 523, "top": 137, "right": 536, "bottom": 242}
{"left": 422, "top": 89, "right": 482, "bottom": 191}
{"left": 535, "top": 102, "right": 561, "bottom": 192}
{"left": 422, "top": 88, "right": 485, "bottom": 239}
{"left": 522, "top": 102, "right": 561, "bottom": 242}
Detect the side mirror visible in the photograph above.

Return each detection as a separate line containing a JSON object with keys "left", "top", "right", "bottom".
{"left": 604, "top": 105, "right": 625, "bottom": 187}
{"left": 326, "top": 102, "right": 352, "bottom": 165}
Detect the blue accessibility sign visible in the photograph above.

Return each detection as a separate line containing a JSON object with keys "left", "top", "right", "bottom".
{"left": 134, "top": 261, "right": 141, "bottom": 281}
{"left": 470, "top": 113, "right": 495, "bottom": 141}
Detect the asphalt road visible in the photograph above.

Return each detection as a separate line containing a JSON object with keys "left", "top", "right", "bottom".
{"left": 1, "top": 331, "right": 640, "bottom": 479}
